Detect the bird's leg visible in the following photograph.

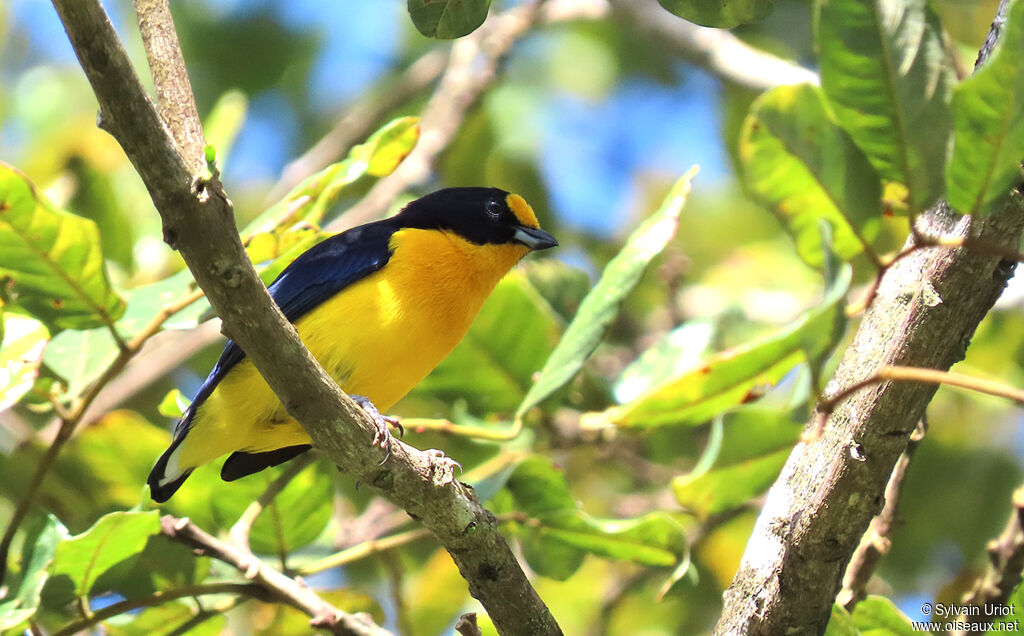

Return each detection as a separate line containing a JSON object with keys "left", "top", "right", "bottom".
{"left": 349, "top": 394, "right": 402, "bottom": 464}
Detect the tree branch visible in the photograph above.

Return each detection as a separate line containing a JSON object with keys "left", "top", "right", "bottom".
{"left": 0, "top": 287, "right": 204, "bottom": 584}
{"left": 953, "top": 483, "right": 1024, "bottom": 635}
{"left": 51, "top": 1, "right": 561, "bottom": 633}
{"left": 328, "top": 0, "right": 546, "bottom": 232}
{"left": 51, "top": 582, "right": 272, "bottom": 636}
{"left": 838, "top": 418, "right": 926, "bottom": 609}
{"left": 717, "top": 208, "right": 1024, "bottom": 635}
{"left": 716, "top": 2, "right": 1023, "bottom": 630}
{"left": 133, "top": 0, "right": 206, "bottom": 170}
{"left": 160, "top": 516, "right": 390, "bottom": 636}
{"left": 608, "top": 0, "right": 818, "bottom": 91}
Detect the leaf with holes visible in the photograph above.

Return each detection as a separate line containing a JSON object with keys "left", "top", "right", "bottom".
{"left": 817, "top": 0, "right": 953, "bottom": 214}
{"left": 740, "top": 84, "right": 882, "bottom": 268}
{"left": 0, "top": 163, "right": 126, "bottom": 329}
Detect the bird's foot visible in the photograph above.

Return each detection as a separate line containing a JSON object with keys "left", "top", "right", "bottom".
{"left": 424, "top": 449, "right": 462, "bottom": 486}
{"left": 350, "top": 394, "right": 402, "bottom": 465}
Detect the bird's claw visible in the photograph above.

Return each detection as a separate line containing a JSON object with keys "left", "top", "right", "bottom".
{"left": 350, "top": 394, "right": 398, "bottom": 465}
{"left": 425, "top": 448, "right": 462, "bottom": 473}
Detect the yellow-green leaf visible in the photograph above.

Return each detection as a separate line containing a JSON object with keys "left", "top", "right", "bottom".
{"left": 946, "top": 0, "right": 1024, "bottom": 216}
{"left": 0, "top": 163, "right": 126, "bottom": 329}
{"left": 740, "top": 84, "right": 882, "bottom": 268}
{"left": 0, "top": 313, "right": 49, "bottom": 411}
{"left": 516, "top": 168, "right": 697, "bottom": 419}
{"left": 817, "top": 0, "right": 953, "bottom": 214}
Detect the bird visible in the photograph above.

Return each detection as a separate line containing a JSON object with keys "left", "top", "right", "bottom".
{"left": 147, "top": 187, "right": 557, "bottom": 502}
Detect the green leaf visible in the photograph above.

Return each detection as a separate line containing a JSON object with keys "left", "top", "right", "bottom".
{"left": 0, "top": 162, "right": 126, "bottom": 329}
{"left": 516, "top": 167, "right": 697, "bottom": 419}
{"left": 119, "top": 268, "right": 208, "bottom": 333}
{"left": 589, "top": 266, "right": 850, "bottom": 428}
{"left": 59, "top": 411, "right": 172, "bottom": 510}
{"left": 92, "top": 534, "right": 209, "bottom": 606}
{"left": 520, "top": 259, "right": 591, "bottom": 323}
{"left": 407, "top": 0, "right": 490, "bottom": 39}
{"left": 158, "top": 389, "right": 190, "bottom": 419}
{"left": 824, "top": 604, "right": 860, "bottom": 636}
{"left": 43, "top": 327, "right": 119, "bottom": 399}
{"left": 657, "top": 0, "right": 775, "bottom": 28}
{"left": 946, "top": 0, "right": 1024, "bottom": 216}
{"left": 44, "top": 511, "right": 160, "bottom": 606}
{"left": 817, "top": 0, "right": 953, "bottom": 214}
{"left": 672, "top": 409, "right": 800, "bottom": 518}
{"left": 851, "top": 596, "right": 916, "bottom": 635}
{"left": 740, "top": 84, "right": 882, "bottom": 268}
{"left": 0, "top": 515, "right": 67, "bottom": 631}
{"left": 674, "top": 447, "right": 790, "bottom": 518}
{"left": 0, "top": 313, "right": 49, "bottom": 411}
{"left": 412, "top": 271, "right": 562, "bottom": 414}
{"left": 614, "top": 319, "right": 716, "bottom": 404}
{"left": 506, "top": 456, "right": 687, "bottom": 578}
{"left": 43, "top": 269, "right": 208, "bottom": 399}
{"left": 209, "top": 460, "right": 333, "bottom": 554}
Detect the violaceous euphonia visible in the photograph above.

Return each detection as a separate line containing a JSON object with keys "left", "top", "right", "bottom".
{"left": 148, "top": 188, "right": 557, "bottom": 502}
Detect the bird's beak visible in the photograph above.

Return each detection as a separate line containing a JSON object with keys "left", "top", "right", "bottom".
{"left": 513, "top": 226, "right": 558, "bottom": 251}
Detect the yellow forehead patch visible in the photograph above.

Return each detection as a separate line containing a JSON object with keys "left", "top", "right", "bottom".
{"left": 506, "top": 193, "right": 540, "bottom": 228}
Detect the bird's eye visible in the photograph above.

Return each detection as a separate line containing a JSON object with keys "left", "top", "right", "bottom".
{"left": 485, "top": 199, "right": 503, "bottom": 218}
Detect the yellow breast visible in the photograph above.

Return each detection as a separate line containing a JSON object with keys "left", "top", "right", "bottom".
{"left": 179, "top": 228, "right": 528, "bottom": 466}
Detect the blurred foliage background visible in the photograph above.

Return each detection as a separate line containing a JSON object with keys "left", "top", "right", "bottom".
{"left": 1, "top": 0, "right": 1022, "bottom": 634}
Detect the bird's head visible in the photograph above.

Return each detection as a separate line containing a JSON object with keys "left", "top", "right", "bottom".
{"left": 395, "top": 187, "right": 558, "bottom": 252}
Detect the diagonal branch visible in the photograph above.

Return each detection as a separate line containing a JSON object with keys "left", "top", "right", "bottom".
{"left": 838, "top": 418, "right": 926, "bottom": 609}
{"left": 50, "top": 2, "right": 561, "bottom": 634}
{"left": 715, "top": 1, "right": 1024, "bottom": 631}
{"left": 953, "top": 483, "right": 1024, "bottom": 635}
{"left": 160, "top": 516, "right": 390, "bottom": 636}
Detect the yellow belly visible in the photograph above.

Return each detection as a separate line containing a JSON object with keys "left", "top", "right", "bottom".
{"left": 176, "top": 229, "right": 528, "bottom": 470}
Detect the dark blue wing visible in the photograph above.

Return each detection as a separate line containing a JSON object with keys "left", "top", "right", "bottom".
{"left": 173, "top": 221, "right": 397, "bottom": 437}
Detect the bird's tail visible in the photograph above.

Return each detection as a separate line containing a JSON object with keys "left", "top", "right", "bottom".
{"left": 147, "top": 413, "right": 194, "bottom": 503}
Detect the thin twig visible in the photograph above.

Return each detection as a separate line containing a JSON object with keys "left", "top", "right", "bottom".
{"left": 161, "top": 516, "right": 392, "bottom": 636}
{"left": 230, "top": 453, "right": 316, "bottom": 552}
{"left": 850, "top": 230, "right": 1024, "bottom": 315}
{"left": 608, "top": 0, "right": 818, "bottom": 91}
{"left": 52, "top": 582, "right": 271, "bottom": 636}
{"left": 165, "top": 595, "right": 248, "bottom": 636}
{"left": 267, "top": 48, "right": 448, "bottom": 203}
{"left": 299, "top": 527, "right": 432, "bottom": 576}
{"left": 817, "top": 366, "right": 1024, "bottom": 423}
{"left": 838, "top": 418, "right": 927, "bottom": 609}
{"left": 954, "top": 483, "right": 1024, "bottom": 635}
{"left": 0, "top": 287, "right": 204, "bottom": 583}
